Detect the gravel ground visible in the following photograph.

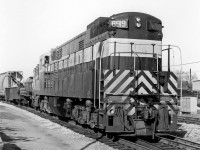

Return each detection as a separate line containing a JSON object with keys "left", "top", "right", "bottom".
{"left": 1, "top": 101, "right": 200, "bottom": 150}
{"left": 178, "top": 113, "right": 200, "bottom": 143}
{"left": 178, "top": 122, "right": 200, "bottom": 143}
{"left": 0, "top": 102, "right": 116, "bottom": 150}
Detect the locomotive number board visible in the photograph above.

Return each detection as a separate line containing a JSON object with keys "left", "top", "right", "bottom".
{"left": 109, "top": 19, "right": 128, "bottom": 28}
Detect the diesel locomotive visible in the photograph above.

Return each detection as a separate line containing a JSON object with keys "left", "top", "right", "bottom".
{"left": 32, "top": 12, "right": 178, "bottom": 137}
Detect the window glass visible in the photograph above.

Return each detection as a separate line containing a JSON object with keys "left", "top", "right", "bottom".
{"left": 84, "top": 47, "right": 92, "bottom": 62}
{"left": 59, "top": 61, "right": 63, "bottom": 70}
{"left": 64, "top": 59, "right": 68, "bottom": 68}
{"left": 68, "top": 53, "right": 74, "bottom": 67}
{"left": 45, "top": 66, "right": 48, "bottom": 72}
{"left": 40, "top": 58, "right": 43, "bottom": 70}
{"left": 51, "top": 63, "right": 54, "bottom": 71}
{"left": 48, "top": 65, "right": 51, "bottom": 72}
{"left": 54, "top": 62, "right": 59, "bottom": 71}
{"left": 75, "top": 50, "right": 83, "bottom": 65}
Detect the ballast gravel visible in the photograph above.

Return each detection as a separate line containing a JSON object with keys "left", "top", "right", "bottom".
{"left": 178, "top": 122, "right": 200, "bottom": 143}
{"left": 1, "top": 102, "right": 200, "bottom": 149}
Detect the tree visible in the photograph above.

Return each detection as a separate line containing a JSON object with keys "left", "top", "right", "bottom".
{"left": 174, "top": 70, "right": 198, "bottom": 90}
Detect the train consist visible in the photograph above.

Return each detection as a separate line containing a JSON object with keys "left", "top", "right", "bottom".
{"left": 3, "top": 12, "right": 179, "bottom": 138}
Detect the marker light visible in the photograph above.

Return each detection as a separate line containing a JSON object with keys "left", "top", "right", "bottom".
{"left": 135, "top": 16, "right": 142, "bottom": 28}
{"left": 136, "top": 17, "right": 141, "bottom": 22}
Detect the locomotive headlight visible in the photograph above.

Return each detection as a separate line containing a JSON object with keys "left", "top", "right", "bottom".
{"left": 136, "top": 17, "right": 141, "bottom": 22}
{"left": 136, "top": 22, "right": 141, "bottom": 28}
{"left": 135, "top": 16, "right": 142, "bottom": 28}
{"left": 110, "top": 109, "right": 115, "bottom": 115}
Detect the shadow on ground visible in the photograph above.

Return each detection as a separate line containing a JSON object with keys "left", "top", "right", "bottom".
{"left": 0, "top": 127, "right": 37, "bottom": 150}
{"left": 0, "top": 132, "right": 22, "bottom": 150}
{"left": 80, "top": 134, "right": 104, "bottom": 150}
{"left": 175, "top": 124, "right": 188, "bottom": 138}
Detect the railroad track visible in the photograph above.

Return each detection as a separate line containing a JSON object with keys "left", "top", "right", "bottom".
{"left": 2, "top": 101, "right": 200, "bottom": 150}
{"left": 119, "top": 138, "right": 177, "bottom": 150}
{"left": 117, "top": 134, "right": 200, "bottom": 150}
{"left": 178, "top": 115, "right": 200, "bottom": 125}
{"left": 156, "top": 134, "right": 200, "bottom": 150}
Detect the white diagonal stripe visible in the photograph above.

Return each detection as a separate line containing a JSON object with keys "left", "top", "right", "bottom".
{"left": 105, "top": 70, "right": 129, "bottom": 93}
{"left": 124, "top": 87, "right": 133, "bottom": 95}
{"left": 104, "top": 70, "right": 109, "bottom": 75}
{"left": 137, "top": 75, "right": 157, "bottom": 93}
{"left": 114, "top": 71, "right": 134, "bottom": 94}
{"left": 137, "top": 86, "right": 148, "bottom": 94}
{"left": 104, "top": 70, "right": 120, "bottom": 86}
{"left": 145, "top": 71, "right": 157, "bottom": 84}
{"left": 168, "top": 83, "right": 177, "bottom": 95}
{"left": 170, "top": 75, "right": 177, "bottom": 87}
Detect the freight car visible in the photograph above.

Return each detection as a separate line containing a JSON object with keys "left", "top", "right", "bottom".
{"left": 19, "top": 77, "right": 33, "bottom": 106}
{"left": 0, "top": 71, "right": 23, "bottom": 100}
{"left": 32, "top": 12, "right": 179, "bottom": 137}
{"left": 5, "top": 77, "right": 33, "bottom": 106}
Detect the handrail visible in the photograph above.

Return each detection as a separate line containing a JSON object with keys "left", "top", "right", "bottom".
{"left": 97, "top": 41, "right": 163, "bottom": 109}
{"left": 113, "top": 42, "right": 116, "bottom": 75}
{"left": 98, "top": 41, "right": 110, "bottom": 109}
{"left": 108, "top": 51, "right": 161, "bottom": 56}
{"left": 93, "top": 45, "right": 96, "bottom": 108}
{"left": 161, "top": 44, "right": 182, "bottom": 103}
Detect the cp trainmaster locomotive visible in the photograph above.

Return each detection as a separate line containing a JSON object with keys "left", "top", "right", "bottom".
{"left": 33, "top": 12, "right": 178, "bottom": 137}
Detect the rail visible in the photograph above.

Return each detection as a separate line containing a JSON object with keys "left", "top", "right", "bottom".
{"left": 178, "top": 115, "right": 200, "bottom": 125}
{"left": 2, "top": 101, "right": 200, "bottom": 150}
{"left": 156, "top": 134, "right": 200, "bottom": 150}
{"left": 118, "top": 138, "right": 152, "bottom": 150}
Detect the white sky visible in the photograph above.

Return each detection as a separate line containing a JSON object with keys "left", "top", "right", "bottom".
{"left": 0, "top": 0, "right": 200, "bottom": 79}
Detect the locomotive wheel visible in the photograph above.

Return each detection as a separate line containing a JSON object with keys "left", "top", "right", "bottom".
{"left": 106, "top": 133, "right": 113, "bottom": 139}
{"left": 97, "top": 131, "right": 104, "bottom": 138}
{"left": 106, "top": 133, "right": 118, "bottom": 141}
{"left": 93, "top": 128, "right": 98, "bottom": 133}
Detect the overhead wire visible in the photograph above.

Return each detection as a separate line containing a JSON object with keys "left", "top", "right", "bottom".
{"left": 163, "top": 60, "right": 200, "bottom": 67}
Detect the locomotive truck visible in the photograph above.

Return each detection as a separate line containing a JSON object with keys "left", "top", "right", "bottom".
{"left": 22, "top": 12, "right": 180, "bottom": 137}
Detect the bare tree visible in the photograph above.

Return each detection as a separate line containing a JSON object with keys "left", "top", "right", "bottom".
{"left": 174, "top": 70, "right": 198, "bottom": 90}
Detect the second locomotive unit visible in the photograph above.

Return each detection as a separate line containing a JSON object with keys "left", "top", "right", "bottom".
{"left": 33, "top": 12, "right": 178, "bottom": 137}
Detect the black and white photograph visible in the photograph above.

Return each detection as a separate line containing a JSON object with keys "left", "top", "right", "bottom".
{"left": 0, "top": 0, "right": 200, "bottom": 149}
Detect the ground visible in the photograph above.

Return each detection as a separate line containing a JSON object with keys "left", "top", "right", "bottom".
{"left": 178, "top": 123, "right": 200, "bottom": 143}
{"left": 0, "top": 102, "right": 115, "bottom": 150}
{"left": 1, "top": 101, "right": 200, "bottom": 150}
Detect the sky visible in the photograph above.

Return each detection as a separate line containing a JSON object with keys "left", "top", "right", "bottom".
{"left": 0, "top": 0, "right": 200, "bottom": 79}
